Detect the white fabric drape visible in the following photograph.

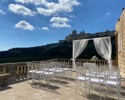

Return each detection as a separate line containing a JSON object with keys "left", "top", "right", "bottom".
{"left": 72, "top": 39, "right": 89, "bottom": 70}
{"left": 93, "top": 37, "right": 112, "bottom": 70}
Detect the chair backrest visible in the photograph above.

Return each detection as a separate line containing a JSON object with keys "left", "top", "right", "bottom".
{"left": 27, "top": 62, "right": 34, "bottom": 72}
{"left": 76, "top": 63, "right": 86, "bottom": 74}
{"left": 83, "top": 63, "right": 96, "bottom": 67}
{"left": 41, "top": 61, "right": 48, "bottom": 70}
{"left": 34, "top": 62, "right": 41, "bottom": 71}
{"left": 83, "top": 63, "right": 96, "bottom": 73}
{"left": 106, "top": 68, "right": 121, "bottom": 84}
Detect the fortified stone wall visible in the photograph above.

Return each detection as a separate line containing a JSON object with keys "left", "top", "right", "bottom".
{"left": 116, "top": 9, "right": 125, "bottom": 78}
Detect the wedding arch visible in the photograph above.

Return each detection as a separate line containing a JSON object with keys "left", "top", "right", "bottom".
{"left": 72, "top": 37, "right": 112, "bottom": 70}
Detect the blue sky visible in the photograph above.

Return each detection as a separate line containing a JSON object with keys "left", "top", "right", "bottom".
{"left": 0, "top": 0, "right": 124, "bottom": 51}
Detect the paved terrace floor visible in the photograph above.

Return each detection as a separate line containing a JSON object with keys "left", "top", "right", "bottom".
{"left": 0, "top": 72, "right": 125, "bottom": 100}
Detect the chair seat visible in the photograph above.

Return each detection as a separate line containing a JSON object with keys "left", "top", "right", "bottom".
{"left": 49, "top": 69, "right": 64, "bottom": 73}
{"left": 78, "top": 76, "right": 90, "bottom": 81}
{"left": 106, "top": 80, "right": 119, "bottom": 86}
{"left": 36, "top": 71, "right": 54, "bottom": 75}
{"left": 109, "top": 76, "right": 117, "bottom": 80}
{"left": 97, "top": 74, "right": 105, "bottom": 78}
{"left": 86, "top": 73, "right": 98, "bottom": 77}
{"left": 90, "top": 78, "right": 104, "bottom": 83}
{"left": 54, "top": 68, "right": 71, "bottom": 71}
{"left": 86, "top": 73, "right": 93, "bottom": 76}
{"left": 63, "top": 68, "right": 71, "bottom": 71}
{"left": 53, "top": 69, "right": 64, "bottom": 72}
{"left": 35, "top": 71, "right": 44, "bottom": 74}
{"left": 28, "top": 70, "right": 36, "bottom": 73}
{"left": 44, "top": 72, "right": 55, "bottom": 75}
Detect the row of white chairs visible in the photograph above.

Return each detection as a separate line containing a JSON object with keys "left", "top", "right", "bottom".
{"left": 76, "top": 63, "right": 121, "bottom": 100}
{"left": 27, "top": 61, "right": 72, "bottom": 86}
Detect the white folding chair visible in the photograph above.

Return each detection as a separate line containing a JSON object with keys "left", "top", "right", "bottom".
{"left": 76, "top": 65, "right": 91, "bottom": 94}
{"left": 89, "top": 67, "right": 105, "bottom": 98}
{"left": 41, "top": 62, "right": 55, "bottom": 85}
{"left": 51, "top": 62, "right": 65, "bottom": 83}
{"left": 27, "top": 62, "right": 36, "bottom": 83}
{"left": 34, "top": 62, "right": 44, "bottom": 84}
{"left": 83, "top": 63, "right": 106, "bottom": 98}
{"left": 62, "top": 61, "right": 72, "bottom": 79}
{"left": 104, "top": 68, "right": 121, "bottom": 100}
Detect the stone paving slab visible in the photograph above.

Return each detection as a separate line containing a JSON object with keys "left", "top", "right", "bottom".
{"left": 0, "top": 72, "right": 125, "bottom": 100}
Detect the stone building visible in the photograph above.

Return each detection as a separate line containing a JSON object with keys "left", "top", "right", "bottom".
{"left": 116, "top": 9, "right": 125, "bottom": 77}
{"left": 65, "top": 29, "right": 77, "bottom": 42}
{"left": 63, "top": 29, "right": 115, "bottom": 43}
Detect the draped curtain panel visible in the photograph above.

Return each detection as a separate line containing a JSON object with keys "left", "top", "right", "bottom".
{"left": 93, "top": 37, "right": 112, "bottom": 69}
{"left": 72, "top": 39, "right": 89, "bottom": 70}
{"left": 72, "top": 37, "right": 112, "bottom": 71}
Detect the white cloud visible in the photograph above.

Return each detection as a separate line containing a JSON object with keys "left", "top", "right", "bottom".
{"left": 9, "top": 4, "right": 35, "bottom": 16}
{"left": 51, "top": 22, "right": 71, "bottom": 28}
{"left": 13, "top": 0, "right": 79, "bottom": 29}
{"left": 15, "top": 0, "right": 46, "bottom": 5}
{"left": 15, "top": 20, "right": 35, "bottom": 30}
{"left": 15, "top": 0, "right": 80, "bottom": 16}
{"left": 15, "top": 0, "right": 34, "bottom": 4}
{"left": 37, "top": 8, "right": 55, "bottom": 16}
{"left": 50, "top": 17, "right": 71, "bottom": 28}
{"left": 0, "top": 9, "right": 5, "bottom": 14}
{"left": 106, "top": 12, "right": 111, "bottom": 16}
{"left": 37, "top": 0, "right": 80, "bottom": 16}
{"left": 50, "top": 17, "right": 69, "bottom": 23}
{"left": 41, "top": 27, "right": 49, "bottom": 31}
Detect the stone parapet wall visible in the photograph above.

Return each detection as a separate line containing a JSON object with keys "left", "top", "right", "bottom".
{"left": 116, "top": 10, "right": 125, "bottom": 78}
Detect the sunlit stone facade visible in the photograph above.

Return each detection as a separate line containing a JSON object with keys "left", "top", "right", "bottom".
{"left": 116, "top": 9, "right": 125, "bottom": 77}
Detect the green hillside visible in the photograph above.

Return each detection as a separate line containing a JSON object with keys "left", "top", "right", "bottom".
{"left": 0, "top": 36, "right": 116, "bottom": 63}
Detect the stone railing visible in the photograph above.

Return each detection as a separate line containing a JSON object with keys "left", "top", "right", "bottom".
{"left": 0, "top": 58, "right": 116, "bottom": 84}
{"left": 57, "top": 58, "right": 109, "bottom": 68}
{"left": 0, "top": 62, "right": 27, "bottom": 78}
{"left": 0, "top": 59, "right": 58, "bottom": 79}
